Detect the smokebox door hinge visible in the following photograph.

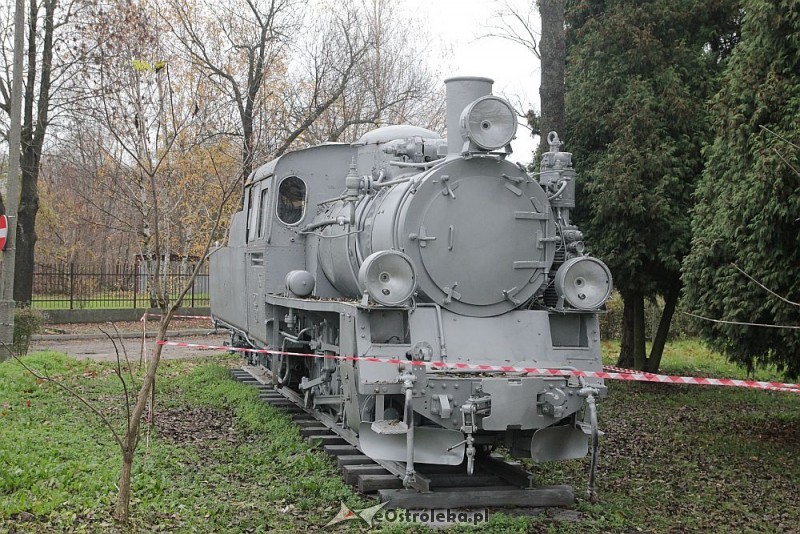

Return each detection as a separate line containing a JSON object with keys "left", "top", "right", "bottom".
{"left": 443, "top": 282, "right": 461, "bottom": 304}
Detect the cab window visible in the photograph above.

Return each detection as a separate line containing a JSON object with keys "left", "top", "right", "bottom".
{"left": 246, "top": 184, "right": 261, "bottom": 243}
{"left": 257, "top": 186, "right": 270, "bottom": 238}
{"left": 277, "top": 176, "right": 306, "bottom": 225}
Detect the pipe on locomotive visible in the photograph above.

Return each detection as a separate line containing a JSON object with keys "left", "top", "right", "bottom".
{"left": 444, "top": 76, "right": 495, "bottom": 156}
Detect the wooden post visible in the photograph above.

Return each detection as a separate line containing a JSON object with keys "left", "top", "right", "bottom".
{"left": 0, "top": 0, "right": 25, "bottom": 361}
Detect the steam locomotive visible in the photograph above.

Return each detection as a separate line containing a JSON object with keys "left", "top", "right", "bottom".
{"left": 209, "top": 76, "right": 612, "bottom": 485}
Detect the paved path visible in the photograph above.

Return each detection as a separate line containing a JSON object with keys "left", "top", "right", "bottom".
{"left": 32, "top": 332, "right": 229, "bottom": 362}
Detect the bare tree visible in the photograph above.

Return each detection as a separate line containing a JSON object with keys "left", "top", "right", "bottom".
{"left": 270, "top": 0, "right": 372, "bottom": 152}
{"left": 301, "top": 0, "right": 443, "bottom": 143}
{"left": 169, "top": 0, "right": 298, "bottom": 180}
{"left": 0, "top": 0, "right": 89, "bottom": 303}
{"left": 35, "top": 126, "right": 140, "bottom": 265}
{"left": 485, "top": 0, "right": 541, "bottom": 60}
{"left": 56, "top": 0, "right": 242, "bottom": 522}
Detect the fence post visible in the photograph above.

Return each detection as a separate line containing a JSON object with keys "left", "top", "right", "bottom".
{"left": 69, "top": 263, "right": 75, "bottom": 310}
{"left": 133, "top": 264, "right": 138, "bottom": 309}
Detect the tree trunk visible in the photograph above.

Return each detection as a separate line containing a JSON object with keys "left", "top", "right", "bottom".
{"left": 115, "top": 448, "right": 134, "bottom": 523}
{"left": 14, "top": 164, "right": 38, "bottom": 305}
{"left": 537, "top": 0, "right": 566, "bottom": 155}
{"left": 617, "top": 292, "right": 635, "bottom": 367}
{"left": 632, "top": 292, "right": 647, "bottom": 370}
{"left": 14, "top": 0, "right": 56, "bottom": 305}
{"left": 241, "top": 114, "right": 254, "bottom": 183}
{"left": 645, "top": 287, "right": 679, "bottom": 373}
{"left": 114, "top": 314, "right": 171, "bottom": 524}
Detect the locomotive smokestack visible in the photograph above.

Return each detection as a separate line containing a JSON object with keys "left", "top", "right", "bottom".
{"left": 444, "top": 76, "right": 493, "bottom": 155}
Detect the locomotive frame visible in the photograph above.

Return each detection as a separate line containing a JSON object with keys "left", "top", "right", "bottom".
{"left": 210, "top": 76, "right": 612, "bottom": 495}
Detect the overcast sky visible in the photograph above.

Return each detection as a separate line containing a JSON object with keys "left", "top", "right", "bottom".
{"left": 404, "top": 0, "right": 542, "bottom": 163}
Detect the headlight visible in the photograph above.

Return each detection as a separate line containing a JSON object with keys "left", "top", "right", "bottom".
{"left": 358, "top": 251, "right": 417, "bottom": 306}
{"left": 460, "top": 96, "right": 517, "bottom": 151}
{"left": 554, "top": 257, "right": 613, "bottom": 310}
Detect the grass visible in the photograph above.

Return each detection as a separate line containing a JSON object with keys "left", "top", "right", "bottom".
{"left": 600, "top": 338, "right": 794, "bottom": 382}
{"left": 30, "top": 293, "right": 210, "bottom": 310}
{"left": 1, "top": 340, "right": 798, "bottom": 532}
{"left": 522, "top": 339, "right": 800, "bottom": 532}
{"left": 521, "top": 380, "right": 800, "bottom": 532}
{"left": 0, "top": 352, "right": 369, "bottom": 532}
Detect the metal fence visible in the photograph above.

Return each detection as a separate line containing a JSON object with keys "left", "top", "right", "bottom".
{"left": 31, "top": 262, "right": 209, "bottom": 310}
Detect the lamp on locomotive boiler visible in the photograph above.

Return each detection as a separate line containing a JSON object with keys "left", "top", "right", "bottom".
{"left": 459, "top": 95, "right": 518, "bottom": 152}
{"left": 358, "top": 250, "right": 417, "bottom": 307}
{"left": 554, "top": 257, "right": 613, "bottom": 311}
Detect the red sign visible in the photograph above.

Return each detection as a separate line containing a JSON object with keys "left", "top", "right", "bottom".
{"left": 0, "top": 215, "right": 8, "bottom": 251}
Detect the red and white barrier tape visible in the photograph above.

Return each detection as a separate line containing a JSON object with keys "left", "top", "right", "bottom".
{"left": 156, "top": 340, "right": 800, "bottom": 394}
{"left": 601, "top": 365, "right": 800, "bottom": 393}
{"left": 138, "top": 314, "right": 213, "bottom": 365}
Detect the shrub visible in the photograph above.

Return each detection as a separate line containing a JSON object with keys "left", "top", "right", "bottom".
{"left": 13, "top": 307, "right": 44, "bottom": 356}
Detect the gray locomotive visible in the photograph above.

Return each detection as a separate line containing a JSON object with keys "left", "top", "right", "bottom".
{"left": 210, "top": 76, "right": 612, "bottom": 486}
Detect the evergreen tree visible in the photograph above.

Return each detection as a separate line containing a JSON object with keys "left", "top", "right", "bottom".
{"left": 683, "top": 0, "right": 800, "bottom": 378}
{"left": 565, "top": 0, "right": 740, "bottom": 371}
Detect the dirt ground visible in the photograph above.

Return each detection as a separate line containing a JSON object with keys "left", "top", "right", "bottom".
{"left": 31, "top": 334, "right": 229, "bottom": 361}
{"left": 32, "top": 318, "right": 230, "bottom": 361}
{"left": 39, "top": 317, "right": 215, "bottom": 336}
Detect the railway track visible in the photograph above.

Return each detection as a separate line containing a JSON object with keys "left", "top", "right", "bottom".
{"left": 230, "top": 366, "right": 575, "bottom": 510}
